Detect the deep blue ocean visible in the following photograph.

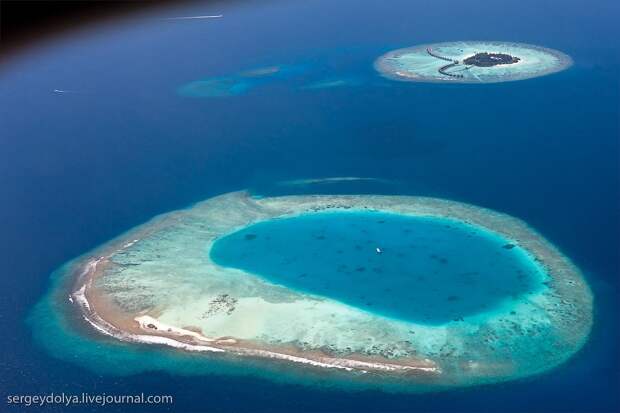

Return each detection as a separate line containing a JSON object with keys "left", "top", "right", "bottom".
{"left": 1, "top": 0, "right": 618, "bottom": 412}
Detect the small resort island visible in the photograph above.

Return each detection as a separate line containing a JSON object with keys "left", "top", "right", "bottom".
{"left": 45, "top": 190, "right": 593, "bottom": 389}
{"left": 375, "top": 41, "right": 572, "bottom": 83}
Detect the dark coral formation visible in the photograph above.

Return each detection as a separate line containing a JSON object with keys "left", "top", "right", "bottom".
{"left": 201, "top": 294, "right": 238, "bottom": 318}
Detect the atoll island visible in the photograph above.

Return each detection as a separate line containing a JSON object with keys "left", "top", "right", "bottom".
{"left": 54, "top": 190, "right": 591, "bottom": 388}
{"left": 375, "top": 41, "right": 572, "bottom": 83}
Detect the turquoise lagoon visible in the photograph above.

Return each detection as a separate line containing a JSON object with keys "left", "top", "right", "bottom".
{"left": 211, "top": 212, "right": 543, "bottom": 325}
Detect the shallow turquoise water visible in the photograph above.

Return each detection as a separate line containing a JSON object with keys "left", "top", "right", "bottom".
{"left": 211, "top": 211, "right": 544, "bottom": 324}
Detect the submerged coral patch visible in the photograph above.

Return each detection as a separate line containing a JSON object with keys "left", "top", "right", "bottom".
{"left": 300, "top": 77, "right": 364, "bottom": 90}
{"left": 177, "top": 77, "right": 252, "bottom": 97}
{"left": 178, "top": 64, "right": 306, "bottom": 98}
